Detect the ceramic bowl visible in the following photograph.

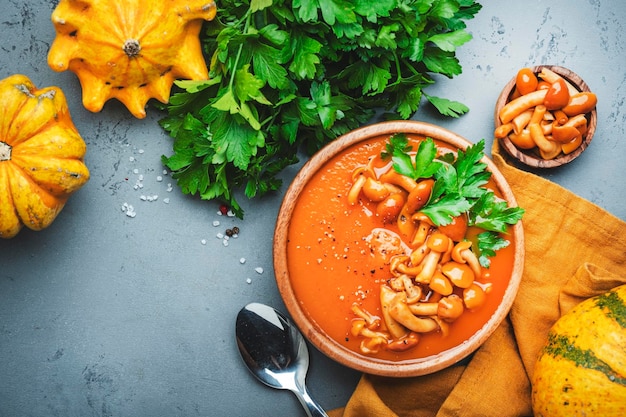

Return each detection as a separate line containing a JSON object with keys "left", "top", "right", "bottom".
{"left": 494, "top": 65, "right": 597, "bottom": 168}
{"left": 273, "top": 121, "right": 525, "bottom": 377}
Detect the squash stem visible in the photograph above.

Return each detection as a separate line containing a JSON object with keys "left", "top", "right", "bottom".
{"left": 0, "top": 141, "right": 11, "bottom": 161}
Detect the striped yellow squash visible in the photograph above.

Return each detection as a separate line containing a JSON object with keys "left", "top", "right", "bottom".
{"left": 532, "top": 284, "right": 626, "bottom": 416}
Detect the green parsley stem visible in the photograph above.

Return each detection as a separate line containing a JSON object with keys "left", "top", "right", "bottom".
{"left": 228, "top": 11, "right": 252, "bottom": 91}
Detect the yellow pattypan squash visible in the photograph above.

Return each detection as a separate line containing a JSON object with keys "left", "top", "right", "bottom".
{"left": 47, "top": 0, "right": 217, "bottom": 118}
{"left": 0, "top": 74, "right": 90, "bottom": 239}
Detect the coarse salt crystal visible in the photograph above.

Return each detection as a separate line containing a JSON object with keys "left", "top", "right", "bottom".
{"left": 133, "top": 168, "right": 139, "bottom": 174}
{"left": 156, "top": 176, "right": 163, "bottom": 182}
{"left": 138, "top": 149, "right": 144, "bottom": 154}
{"left": 129, "top": 156, "right": 135, "bottom": 162}
{"left": 212, "top": 220, "right": 220, "bottom": 227}
{"left": 201, "top": 239, "right": 207, "bottom": 245}
{"left": 246, "top": 278, "right": 252, "bottom": 284}
{"left": 121, "top": 203, "right": 136, "bottom": 218}
{"left": 239, "top": 257, "right": 246, "bottom": 264}
{"left": 223, "top": 240, "right": 229, "bottom": 247}
{"left": 163, "top": 198, "right": 170, "bottom": 204}
{"left": 255, "top": 267, "right": 264, "bottom": 274}
{"left": 216, "top": 233, "right": 224, "bottom": 239}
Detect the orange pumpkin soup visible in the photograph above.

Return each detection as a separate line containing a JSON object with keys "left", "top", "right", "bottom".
{"left": 286, "top": 134, "right": 517, "bottom": 362}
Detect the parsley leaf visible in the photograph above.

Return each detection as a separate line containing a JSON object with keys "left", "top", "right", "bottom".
{"left": 428, "top": 29, "right": 473, "bottom": 52}
{"left": 470, "top": 193, "right": 525, "bottom": 233}
{"left": 422, "top": 47, "right": 463, "bottom": 77}
{"left": 421, "top": 193, "right": 473, "bottom": 226}
{"left": 476, "top": 231, "right": 511, "bottom": 268}
{"left": 425, "top": 94, "right": 470, "bottom": 118}
{"left": 389, "top": 135, "right": 442, "bottom": 180}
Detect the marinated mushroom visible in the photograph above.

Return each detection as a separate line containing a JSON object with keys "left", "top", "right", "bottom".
{"left": 437, "top": 294, "right": 465, "bottom": 322}
{"left": 390, "top": 255, "right": 410, "bottom": 277}
{"left": 380, "top": 285, "right": 410, "bottom": 339}
{"left": 451, "top": 241, "right": 482, "bottom": 279}
{"left": 463, "top": 283, "right": 487, "bottom": 310}
{"left": 400, "top": 274, "right": 423, "bottom": 303}
{"left": 389, "top": 293, "right": 439, "bottom": 333}
{"left": 362, "top": 177, "right": 391, "bottom": 202}
{"left": 376, "top": 192, "right": 407, "bottom": 223}
{"left": 411, "top": 220, "right": 432, "bottom": 246}
{"left": 386, "top": 332, "right": 420, "bottom": 352}
{"left": 359, "top": 334, "right": 389, "bottom": 354}
{"left": 350, "top": 317, "right": 390, "bottom": 355}
{"left": 429, "top": 270, "right": 454, "bottom": 296}
{"left": 438, "top": 214, "right": 468, "bottom": 243}
{"left": 408, "top": 302, "right": 439, "bottom": 316}
{"left": 426, "top": 232, "right": 451, "bottom": 253}
{"left": 347, "top": 174, "right": 367, "bottom": 205}
{"left": 405, "top": 179, "right": 434, "bottom": 213}
{"left": 409, "top": 241, "right": 430, "bottom": 266}
{"left": 414, "top": 251, "right": 442, "bottom": 284}
{"left": 551, "top": 124, "right": 580, "bottom": 144}
{"left": 441, "top": 261, "right": 475, "bottom": 288}
{"left": 396, "top": 261, "right": 424, "bottom": 277}
{"left": 378, "top": 169, "right": 417, "bottom": 192}
{"left": 351, "top": 303, "right": 380, "bottom": 329}
{"left": 397, "top": 206, "right": 417, "bottom": 238}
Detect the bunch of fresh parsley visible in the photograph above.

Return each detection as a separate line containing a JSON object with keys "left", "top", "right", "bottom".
{"left": 159, "top": 0, "right": 482, "bottom": 217}
{"left": 384, "top": 133, "right": 524, "bottom": 267}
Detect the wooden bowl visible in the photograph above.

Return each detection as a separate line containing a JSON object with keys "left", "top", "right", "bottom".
{"left": 273, "top": 121, "right": 525, "bottom": 377}
{"left": 495, "top": 65, "right": 597, "bottom": 168}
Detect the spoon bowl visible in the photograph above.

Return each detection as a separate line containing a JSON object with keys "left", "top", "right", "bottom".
{"left": 236, "top": 303, "right": 329, "bottom": 417}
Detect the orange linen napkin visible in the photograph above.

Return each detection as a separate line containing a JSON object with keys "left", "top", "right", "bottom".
{"left": 329, "top": 140, "right": 626, "bottom": 417}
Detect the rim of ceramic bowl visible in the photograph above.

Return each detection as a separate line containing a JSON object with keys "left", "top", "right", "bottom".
{"left": 494, "top": 65, "right": 597, "bottom": 168}
{"left": 273, "top": 120, "right": 525, "bottom": 377}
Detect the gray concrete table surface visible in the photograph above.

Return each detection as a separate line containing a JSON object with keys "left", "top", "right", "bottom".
{"left": 1, "top": 1, "right": 625, "bottom": 416}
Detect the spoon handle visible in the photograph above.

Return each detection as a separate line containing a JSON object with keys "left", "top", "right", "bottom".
{"left": 293, "top": 387, "right": 329, "bottom": 417}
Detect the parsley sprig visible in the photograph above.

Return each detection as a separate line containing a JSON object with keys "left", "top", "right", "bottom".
{"left": 159, "top": 0, "right": 482, "bottom": 217}
{"left": 384, "top": 133, "right": 524, "bottom": 267}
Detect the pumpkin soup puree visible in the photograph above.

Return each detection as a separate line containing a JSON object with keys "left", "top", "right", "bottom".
{"left": 286, "top": 135, "right": 516, "bottom": 362}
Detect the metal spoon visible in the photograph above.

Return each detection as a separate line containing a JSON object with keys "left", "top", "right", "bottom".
{"left": 236, "top": 302, "right": 329, "bottom": 417}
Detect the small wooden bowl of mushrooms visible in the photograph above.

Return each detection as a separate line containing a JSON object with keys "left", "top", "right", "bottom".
{"left": 494, "top": 65, "right": 597, "bottom": 168}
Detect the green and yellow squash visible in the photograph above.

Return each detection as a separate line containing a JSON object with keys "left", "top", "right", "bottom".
{"left": 532, "top": 284, "right": 626, "bottom": 416}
